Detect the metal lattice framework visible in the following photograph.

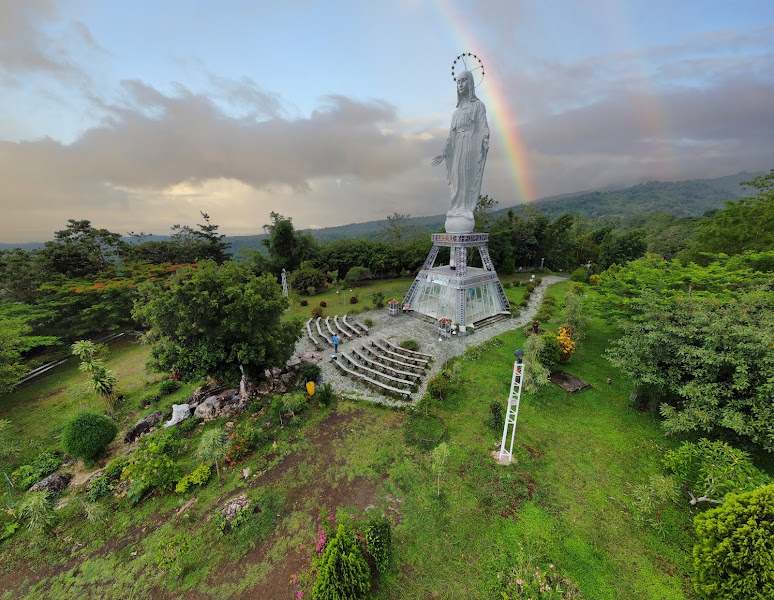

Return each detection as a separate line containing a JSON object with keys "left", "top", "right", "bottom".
{"left": 499, "top": 360, "right": 525, "bottom": 462}
{"left": 402, "top": 232, "right": 510, "bottom": 326}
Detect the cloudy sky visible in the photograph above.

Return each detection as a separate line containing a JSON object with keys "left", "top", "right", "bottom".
{"left": 1, "top": 0, "right": 773, "bottom": 242}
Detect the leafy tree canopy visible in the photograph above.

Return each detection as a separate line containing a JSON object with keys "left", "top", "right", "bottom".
{"left": 607, "top": 290, "right": 774, "bottom": 450}
{"left": 261, "top": 212, "right": 318, "bottom": 273}
{"left": 133, "top": 260, "right": 302, "bottom": 384}
{"left": 692, "top": 169, "right": 774, "bottom": 255}
{"left": 43, "top": 219, "right": 124, "bottom": 278}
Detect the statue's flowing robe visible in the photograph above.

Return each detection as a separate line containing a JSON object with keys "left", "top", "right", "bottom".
{"left": 443, "top": 98, "right": 489, "bottom": 219}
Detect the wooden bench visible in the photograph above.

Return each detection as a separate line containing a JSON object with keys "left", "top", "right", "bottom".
{"left": 334, "top": 315, "right": 355, "bottom": 338}
{"left": 379, "top": 337, "right": 432, "bottom": 360}
{"left": 305, "top": 318, "right": 320, "bottom": 347}
{"left": 315, "top": 317, "right": 332, "bottom": 345}
{"left": 361, "top": 344, "right": 425, "bottom": 373}
{"left": 341, "top": 353, "right": 415, "bottom": 388}
{"left": 351, "top": 347, "right": 421, "bottom": 381}
{"left": 332, "top": 357, "right": 411, "bottom": 398}
{"left": 324, "top": 316, "right": 338, "bottom": 338}
{"left": 340, "top": 315, "right": 361, "bottom": 337}
{"left": 372, "top": 340, "right": 429, "bottom": 368}
{"left": 344, "top": 315, "right": 369, "bottom": 335}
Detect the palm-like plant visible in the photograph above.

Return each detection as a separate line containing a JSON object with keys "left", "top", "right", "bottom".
{"left": 198, "top": 429, "right": 227, "bottom": 483}
{"left": 16, "top": 491, "right": 56, "bottom": 532}
{"left": 72, "top": 341, "right": 118, "bottom": 416}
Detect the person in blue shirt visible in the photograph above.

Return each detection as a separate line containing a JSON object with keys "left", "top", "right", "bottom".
{"left": 332, "top": 334, "right": 339, "bottom": 354}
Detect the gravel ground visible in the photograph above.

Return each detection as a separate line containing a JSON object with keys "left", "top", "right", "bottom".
{"left": 293, "top": 275, "right": 567, "bottom": 407}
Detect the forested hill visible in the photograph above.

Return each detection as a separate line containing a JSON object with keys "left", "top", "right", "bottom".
{"left": 0, "top": 171, "right": 761, "bottom": 251}
{"left": 524, "top": 171, "right": 758, "bottom": 220}
{"left": 223, "top": 171, "right": 761, "bottom": 251}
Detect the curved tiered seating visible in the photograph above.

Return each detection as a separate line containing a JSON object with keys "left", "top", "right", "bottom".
{"left": 340, "top": 315, "right": 361, "bottom": 337}
{"left": 334, "top": 315, "right": 354, "bottom": 338}
{"left": 341, "top": 353, "right": 415, "bottom": 388}
{"left": 379, "top": 337, "right": 432, "bottom": 360}
{"left": 324, "top": 316, "right": 337, "bottom": 338}
{"left": 351, "top": 347, "right": 421, "bottom": 382}
{"left": 371, "top": 340, "right": 429, "bottom": 368}
{"left": 315, "top": 317, "right": 332, "bottom": 345}
{"left": 344, "top": 315, "right": 368, "bottom": 335}
{"left": 306, "top": 318, "right": 320, "bottom": 347}
{"left": 332, "top": 356, "right": 411, "bottom": 398}
{"left": 361, "top": 344, "right": 424, "bottom": 373}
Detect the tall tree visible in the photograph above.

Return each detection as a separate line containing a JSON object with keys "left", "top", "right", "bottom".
{"left": 0, "top": 317, "right": 32, "bottom": 396}
{"left": 133, "top": 260, "right": 302, "bottom": 384}
{"left": 381, "top": 212, "right": 415, "bottom": 246}
{"left": 43, "top": 220, "right": 124, "bottom": 278}
{"left": 261, "top": 212, "right": 317, "bottom": 273}
{"left": 692, "top": 169, "right": 774, "bottom": 255}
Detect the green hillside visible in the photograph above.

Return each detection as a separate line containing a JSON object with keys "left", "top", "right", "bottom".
{"left": 223, "top": 171, "right": 761, "bottom": 254}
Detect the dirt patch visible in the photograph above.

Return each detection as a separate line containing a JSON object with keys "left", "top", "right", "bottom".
{"left": 548, "top": 370, "right": 591, "bottom": 393}
{"left": 524, "top": 444, "right": 545, "bottom": 460}
{"left": 199, "top": 407, "right": 386, "bottom": 600}
{"left": 499, "top": 471, "right": 536, "bottom": 520}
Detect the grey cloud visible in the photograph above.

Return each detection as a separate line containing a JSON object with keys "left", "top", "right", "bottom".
{"left": 0, "top": 81, "right": 427, "bottom": 204}
{"left": 0, "top": 0, "right": 90, "bottom": 82}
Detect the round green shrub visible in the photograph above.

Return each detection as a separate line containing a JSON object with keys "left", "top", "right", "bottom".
{"left": 537, "top": 333, "right": 561, "bottom": 369}
{"left": 140, "top": 392, "right": 160, "bottom": 406}
{"left": 692, "top": 484, "right": 774, "bottom": 599}
{"left": 61, "top": 413, "right": 118, "bottom": 462}
{"left": 363, "top": 318, "right": 374, "bottom": 328}
{"left": 299, "top": 362, "right": 321, "bottom": 382}
{"left": 158, "top": 379, "right": 181, "bottom": 395}
{"left": 399, "top": 339, "right": 419, "bottom": 352}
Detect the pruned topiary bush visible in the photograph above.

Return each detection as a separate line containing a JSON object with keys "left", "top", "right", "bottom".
{"left": 312, "top": 523, "right": 371, "bottom": 600}
{"left": 399, "top": 339, "right": 419, "bottom": 352}
{"left": 692, "top": 484, "right": 774, "bottom": 599}
{"left": 61, "top": 413, "right": 118, "bottom": 463}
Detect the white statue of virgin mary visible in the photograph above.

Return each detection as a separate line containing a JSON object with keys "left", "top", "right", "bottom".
{"left": 432, "top": 70, "right": 490, "bottom": 233}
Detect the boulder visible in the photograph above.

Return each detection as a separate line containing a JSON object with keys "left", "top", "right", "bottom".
{"left": 220, "top": 493, "right": 250, "bottom": 523}
{"left": 194, "top": 396, "right": 219, "bottom": 420}
{"left": 163, "top": 404, "right": 192, "bottom": 428}
{"left": 285, "top": 355, "right": 301, "bottom": 369}
{"left": 125, "top": 410, "right": 164, "bottom": 443}
{"left": 29, "top": 472, "right": 72, "bottom": 493}
{"left": 297, "top": 350, "right": 323, "bottom": 363}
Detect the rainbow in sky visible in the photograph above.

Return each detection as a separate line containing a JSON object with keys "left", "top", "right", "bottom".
{"left": 435, "top": 0, "right": 537, "bottom": 204}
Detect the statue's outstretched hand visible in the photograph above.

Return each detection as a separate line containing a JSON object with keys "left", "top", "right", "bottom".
{"left": 432, "top": 154, "right": 445, "bottom": 167}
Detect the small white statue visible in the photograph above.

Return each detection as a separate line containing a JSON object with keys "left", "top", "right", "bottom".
{"left": 433, "top": 69, "right": 490, "bottom": 233}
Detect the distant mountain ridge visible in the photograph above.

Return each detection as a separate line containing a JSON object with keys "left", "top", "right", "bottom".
{"left": 224, "top": 171, "right": 761, "bottom": 251}
{"left": 0, "top": 171, "right": 762, "bottom": 251}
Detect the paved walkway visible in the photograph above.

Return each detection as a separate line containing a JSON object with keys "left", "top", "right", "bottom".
{"left": 294, "top": 275, "right": 567, "bottom": 407}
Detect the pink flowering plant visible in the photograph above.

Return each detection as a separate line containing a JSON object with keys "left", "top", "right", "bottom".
{"left": 292, "top": 507, "right": 393, "bottom": 599}
{"left": 495, "top": 547, "right": 583, "bottom": 599}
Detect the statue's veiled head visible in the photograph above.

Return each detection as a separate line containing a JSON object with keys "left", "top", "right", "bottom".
{"left": 456, "top": 70, "right": 478, "bottom": 106}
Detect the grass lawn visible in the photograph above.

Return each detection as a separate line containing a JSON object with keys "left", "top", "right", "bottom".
{"left": 0, "top": 280, "right": 698, "bottom": 599}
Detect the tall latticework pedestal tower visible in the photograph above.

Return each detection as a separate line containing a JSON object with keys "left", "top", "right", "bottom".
{"left": 402, "top": 232, "right": 510, "bottom": 327}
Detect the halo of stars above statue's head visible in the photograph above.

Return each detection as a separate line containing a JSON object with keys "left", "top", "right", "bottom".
{"left": 451, "top": 52, "right": 485, "bottom": 88}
